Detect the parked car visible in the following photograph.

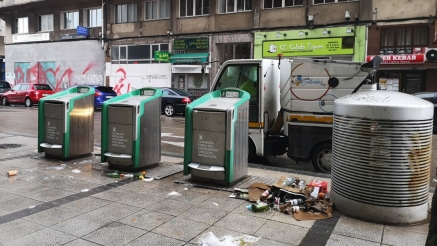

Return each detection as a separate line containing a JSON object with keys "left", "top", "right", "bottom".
{"left": 412, "top": 92, "right": 437, "bottom": 132}
{"left": 72, "top": 85, "right": 118, "bottom": 109}
{"left": 2, "top": 83, "right": 54, "bottom": 107}
{"left": 161, "top": 88, "right": 197, "bottom": 117}
{"left": 0, "top": 80, "right": 11, "bottom": 101}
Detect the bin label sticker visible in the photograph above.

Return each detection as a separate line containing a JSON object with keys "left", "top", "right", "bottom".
{"left": 111, "top": 127, "right": 128, "bottom": 148}
{"left": 46, "top": 121, "right": 59, "bottom": 140}
{"left": 197, "top": 134, "right": 218, "bottom": 159}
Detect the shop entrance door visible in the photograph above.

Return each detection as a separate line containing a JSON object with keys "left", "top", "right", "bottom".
{"left": 403, "top": 71, "right": 425, "bottom": 94}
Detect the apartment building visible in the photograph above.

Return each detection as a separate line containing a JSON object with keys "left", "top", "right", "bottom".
{"left": 0, "top": 0, "right": 435, "bottom": 95}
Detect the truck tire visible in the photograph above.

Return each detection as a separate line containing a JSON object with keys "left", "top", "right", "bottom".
{"left": 248, "top": 139, "right": 257, "bottom": 163}
{"left": 311, "top": 143, "right": 332, "bottom": 173}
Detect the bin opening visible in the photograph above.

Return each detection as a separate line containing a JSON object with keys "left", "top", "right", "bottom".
{"left": 39, "top": 143, "right": 62, "bottom": 149}
{"left": 188, "top": 163, "right": 225, "bottom": 172}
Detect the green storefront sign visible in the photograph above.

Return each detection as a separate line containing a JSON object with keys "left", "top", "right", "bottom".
{"left": 174, "top": 38, "right": 209, "bottom": 50}
{"left": 262, "top": 38, "right": 353, "bottom": 57}
{"left": 154, "top": 51, "right": 170, "bottom": 62}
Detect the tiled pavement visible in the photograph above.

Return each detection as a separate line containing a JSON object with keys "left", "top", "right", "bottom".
{"left": 0, "top": 133, "right": 431, "bottom": 246}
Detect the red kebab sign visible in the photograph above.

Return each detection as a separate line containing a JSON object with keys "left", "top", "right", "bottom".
{"left": 366, "top": 54, "right": 425, "bottom": 64}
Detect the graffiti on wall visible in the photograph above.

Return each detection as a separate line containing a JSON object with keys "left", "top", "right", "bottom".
{"left": 13, "top": 61, "right": 103, "bottom": 91}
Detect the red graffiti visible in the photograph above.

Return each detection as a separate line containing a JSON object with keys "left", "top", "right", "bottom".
{"left": 14, "top": 62, "right": 96, "bottom": 92}
{"left": 113, "top": 68, "right": 131, "bottom": 95}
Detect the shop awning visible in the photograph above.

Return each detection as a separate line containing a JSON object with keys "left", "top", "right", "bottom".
{"left": 169, "top": 53, "right": 209, "bottom": 64}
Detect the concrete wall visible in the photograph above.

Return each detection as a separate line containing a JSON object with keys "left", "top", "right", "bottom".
{"left": 310, "top": 1, "right": 360, "bottom": 25}
{"left": 373, "top": 0, "right": 436, "bottom": 21}
{"left": 5, "top": 40, "right": 105, "bottom": 91}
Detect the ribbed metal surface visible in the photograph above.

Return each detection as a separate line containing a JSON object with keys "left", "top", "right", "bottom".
{"left": 332, "top": 116, "right": 432, "bottom": 207}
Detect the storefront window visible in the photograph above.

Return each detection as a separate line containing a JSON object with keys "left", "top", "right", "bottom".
{"left": 380, "top": 26, "right": 428, "bottom": 55}
{"left": 111, "top": 44, "right": 169, "bottom": 64}
{"left": 217, "top": 43, "right": 251, "bottom": 63}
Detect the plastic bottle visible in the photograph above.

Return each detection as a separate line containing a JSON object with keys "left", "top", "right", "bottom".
{"left": 292, "top": 205, "right": 307, "bottom": 213}
{"left": 290, "top": 199, "right": 304, "bottom": 205}
{"left": 282, "top": 177, "right": 295, "bottom": 187}
{"left": 298, "top": 180, "right": 306, "bottom": 191}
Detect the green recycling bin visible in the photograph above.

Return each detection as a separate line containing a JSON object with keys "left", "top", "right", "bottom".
{"left": 101, "top": 88, "right": 162, "bottom": 171}
{"left": 38, "top": 86, "right": 95, "bottom": 160}
{"left": 184, "top": 88, "right": 250, "bottom": 186}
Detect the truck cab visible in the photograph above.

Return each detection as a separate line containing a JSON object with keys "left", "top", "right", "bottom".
{"left": 211, "top": 57, "right": 381, "bottom": 173}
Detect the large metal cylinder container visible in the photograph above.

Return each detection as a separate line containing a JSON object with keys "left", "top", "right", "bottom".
{"left": 331, "top": 90, "right": 433, "bottom": 225}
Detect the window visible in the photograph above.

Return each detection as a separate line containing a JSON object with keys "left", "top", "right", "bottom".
{"left": 180, "top": 0, "right": 209, "bottom": 17}
{"left": 145, "top": 0, "right": 170, "bottom": 20}
{"left": 380, "top": 26, "right": 428, "bottom": 55}
{"left": 217, "top": 43, "right": 251, "bottom": 63}
{"left": 15, "top": 17, "right": 28, "bottom": 34}
{"left": 63, "top": 11, "right": 79, "bottom": 29}
{"left": 115, "top": 3, "right": 137, "bottom": 23}
{"left": 38, "top": 15, "right": 53, "bottom": 31}
{"left": 111, "top": 43, "right": 169, "bottom": 64}
{"left": 264, "top": 0, "right": 303, "bottom": 8}
{"left": 218, "top": 0, "right": 252, "bottom": 13}
{"left": 88, "top": 8, "right": 102, "bottom": 27}
{"left": 314, "top": 0, "right": 358, "bottom": 4}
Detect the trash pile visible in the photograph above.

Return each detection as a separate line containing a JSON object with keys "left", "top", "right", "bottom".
{"left": 106, "top": 170, "right": 153, "bottom": 181}
{"left": 230, "top": 176, "right": 333, "bottom": 221}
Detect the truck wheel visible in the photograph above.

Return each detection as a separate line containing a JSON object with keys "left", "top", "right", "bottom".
{"left": 248, "top": 139, "right": 257, "bottom": 163}
{"left": 311, "top": 143, "right": 332, "bottom": 173}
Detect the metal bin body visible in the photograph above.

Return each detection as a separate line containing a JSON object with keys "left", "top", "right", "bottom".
{"left": 101, "top": 88, "right": 162, "bottom": 171}
{"left": 184, "top": 89, "right": 250, "bottom": 186}
{"left": 38, "top": 86, "right": 95, "bottom": 159}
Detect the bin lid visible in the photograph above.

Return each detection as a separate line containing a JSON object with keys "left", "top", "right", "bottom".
{"left": 109, "top": 95, "right": 154, "bottom": 107}
{"left": 334, "top": 91, "right": 434, "bottom": 121}
{"left": 45, "top": 93, "right": 83, "bottom": 103}
{"left": 194, "top": 98, "right": 241, "bottom": 111}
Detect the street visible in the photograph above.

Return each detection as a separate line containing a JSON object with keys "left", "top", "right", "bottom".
{"left": 0, "top": 105, "right": 320, "bottom": 175}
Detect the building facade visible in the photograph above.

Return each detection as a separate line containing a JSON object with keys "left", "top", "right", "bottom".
{"left": 0, "top": 0, "right": 436, "bottom": 95}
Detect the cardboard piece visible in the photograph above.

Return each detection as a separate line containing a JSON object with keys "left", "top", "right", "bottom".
{"left": 293, "top": 211, "right": 330, "bottom": 221}
{"left": 247, "top": 182, "right": 271, "bottom": 190}
{"left": 248, "top": 188, "right": 266, "bottom": 202}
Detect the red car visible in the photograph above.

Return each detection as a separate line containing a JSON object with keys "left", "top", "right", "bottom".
{"left": 1, "top": 83, "right": 55, "bottom": 107}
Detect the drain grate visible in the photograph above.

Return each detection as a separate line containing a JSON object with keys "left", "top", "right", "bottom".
{"left": 0, "top": 144, "right": 24, "bottom": 149}
{"left": 174, "top": 175, "right": 278, "bottom": 192}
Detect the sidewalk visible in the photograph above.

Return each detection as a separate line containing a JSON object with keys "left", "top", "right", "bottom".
{"left": 0, "top": 133, "right": 431, "bottom": 246}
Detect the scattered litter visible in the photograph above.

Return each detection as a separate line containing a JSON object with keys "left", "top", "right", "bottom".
{"left": 124, "top": 174, "right": 134, "bottom": 178}
{"left": 7, "top": 154, "right": 11, "bottom": 155}
{"left": 99, "top": 162, "right": 108, "bottom": 166}
{"left": 143, "top": 177, "right": 154, "bottom": 182}
{"left": 81, "top": 189, "right": 89, "bottom": 192}
{"left": 68, "top": 176, "right": 74, "bottom": 179}
{"left": 168, "top": 191, "right": 182, "bottom": 196}
{"left": 213, "top": 202, "right": 219, "bottom": 206}
{"left": 34, "top": 150, "right": 38, "bottom": 152}
{"left": 197, "top": 232, "right": 260, "bottom": 246}
{"left": 184, "top": 188, "right": 189, "bottom": 190}
{"left": 72, "top": 169, "right": 81, "bottom": 173}
{"left": 60, "top": 164, "right": 66, "bottom": 167}
{"left": 7, "top": 170, "right": 18, "bottom": 177}
{"left": 28, "top": 206, "right": 36, "bottom": 209}
{"left": 46, "top": 166, "right": 65, "bottom": 170}
{"left": 44, "top": 177, "right": 49, "bottom": 179}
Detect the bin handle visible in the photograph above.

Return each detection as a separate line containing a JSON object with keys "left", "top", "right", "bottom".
{"left": 136, "top": 105, "right": 140, "bottom": 115}
{"left": 65, "top": 102, "right": 69, "bottom": 111}
{"left": 226, "top": 108, "right": 234, "bottom": 151}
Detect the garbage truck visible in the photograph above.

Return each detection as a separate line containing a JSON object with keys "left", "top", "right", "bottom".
{"left": 210, "top": 56, "right": 382, "bottom": 173}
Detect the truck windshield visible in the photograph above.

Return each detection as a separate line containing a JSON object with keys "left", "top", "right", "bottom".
{"left": 214, "top": 64, "right": 259, "bottom": 103}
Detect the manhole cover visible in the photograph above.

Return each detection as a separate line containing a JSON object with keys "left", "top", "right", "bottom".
{"left": 0, "top": 144, "right": 24, "bottom": 149}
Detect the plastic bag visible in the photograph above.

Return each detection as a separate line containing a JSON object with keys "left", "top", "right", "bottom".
{"left": 197, "top": 232, "right": 260, "bottom": 246}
